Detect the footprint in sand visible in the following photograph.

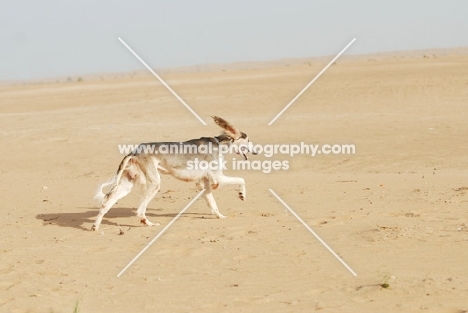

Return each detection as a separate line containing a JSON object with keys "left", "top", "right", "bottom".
{"left": 0, "top": 280, "right": 16, "bottom": 307}
{"left": 0, "top": 297, "right": 15, "bottom": 306}
{"left": 0, "top": 281, "right": 15, "bottom": 292}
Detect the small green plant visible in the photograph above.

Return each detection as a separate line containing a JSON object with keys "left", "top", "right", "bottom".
{"left": 73, "top": 300, "right": 80, "bottom": 313}
{"left": 379, "top": 273, "right": 391, "bottom": 289}
{"left": 356, "top": 273, "right": 393, "bottom": 291}
{"left": 77, "top": 77, "right": 82, "bottom": 82}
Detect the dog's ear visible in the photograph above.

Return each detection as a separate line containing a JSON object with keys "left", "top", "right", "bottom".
{"left": 212, "top": 116, "right": 241, "bottom": 138}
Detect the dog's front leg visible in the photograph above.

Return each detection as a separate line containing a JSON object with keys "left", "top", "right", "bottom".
{"left": 202, "top": 177, "right": 226, "bottom": 218}
{"left": 217, "top": 175, "right": 246, "bottom": 201}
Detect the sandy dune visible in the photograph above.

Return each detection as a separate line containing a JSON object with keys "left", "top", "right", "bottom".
{"left": 1, "top": 49, "right": 468, "bottom": 312}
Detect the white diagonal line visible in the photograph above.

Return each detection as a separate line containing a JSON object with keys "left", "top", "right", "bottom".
{"left": 268, "top": 38, "right": 356, "bottom": 125}
{"left": 118, "top": 37, "right": 207, "bottom": 125}
{"left": 268, "top": 189, "right": 357, "bottom": 276}
{"left": 117, "top": 189, "right": 205, "bottom": 277}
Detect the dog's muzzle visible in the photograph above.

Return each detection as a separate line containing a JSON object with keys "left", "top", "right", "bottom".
{"left": 238, "top": 144, "right": 258, "bottom": 160}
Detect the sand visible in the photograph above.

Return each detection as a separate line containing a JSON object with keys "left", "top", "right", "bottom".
{"left": 1, "top": 49, "right": 468, "bottom": 312}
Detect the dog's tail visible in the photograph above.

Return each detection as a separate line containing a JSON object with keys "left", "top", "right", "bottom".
{"left": 93, "top": 155, "right": 133, "bottom": 204}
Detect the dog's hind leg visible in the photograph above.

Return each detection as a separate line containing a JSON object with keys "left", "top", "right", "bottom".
{"left": 136, "top": 161, "right": 161, "bottom": 226}
{"left": 92, "top": 175, "right": 134, "bottom": 231}
{"left": 202, "top": 177, "right": 226, "bottom": 218}
{"left": 136, "top": 182, "right": 160, "bottom": 226}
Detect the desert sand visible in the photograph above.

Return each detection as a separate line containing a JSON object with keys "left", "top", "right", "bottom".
{"left": 1, "top": 49, "right": 468, "bottom": 312}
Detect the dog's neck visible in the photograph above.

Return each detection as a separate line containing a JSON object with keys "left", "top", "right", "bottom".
{"left": 213, "top": 133, "right": 234, "bottom": 145}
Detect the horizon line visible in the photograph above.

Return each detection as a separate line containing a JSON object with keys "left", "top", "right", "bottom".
{"left": 2, "top": 45, "right": 468, "bottom": 85}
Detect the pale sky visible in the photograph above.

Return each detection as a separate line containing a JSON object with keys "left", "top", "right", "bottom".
{"left": 1, "top": 0, "right": 467, "bottom": 82}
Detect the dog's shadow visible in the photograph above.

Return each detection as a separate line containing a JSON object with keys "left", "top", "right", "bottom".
{"left": 36, "top": 207, "right": 210, "bottom": 232}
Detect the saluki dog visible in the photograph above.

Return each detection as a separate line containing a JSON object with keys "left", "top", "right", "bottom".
{"left": 92, "top": 116, "right": 257, "bottom": 231}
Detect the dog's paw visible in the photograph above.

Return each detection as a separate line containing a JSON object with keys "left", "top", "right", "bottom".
{"left": 91, "top": 225, "right": 98, "bottom": 231}
{"left": 238, "top": 192, "right": 245, "bottom": 201}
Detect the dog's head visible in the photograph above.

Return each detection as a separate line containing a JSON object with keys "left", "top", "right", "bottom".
{"left": 212, "top": 116, "right": 258, "bottom": 160}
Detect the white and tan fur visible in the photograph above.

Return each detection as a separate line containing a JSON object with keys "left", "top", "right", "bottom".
{"left": 92, "top": 116, "right": 257, "bottom": 231}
